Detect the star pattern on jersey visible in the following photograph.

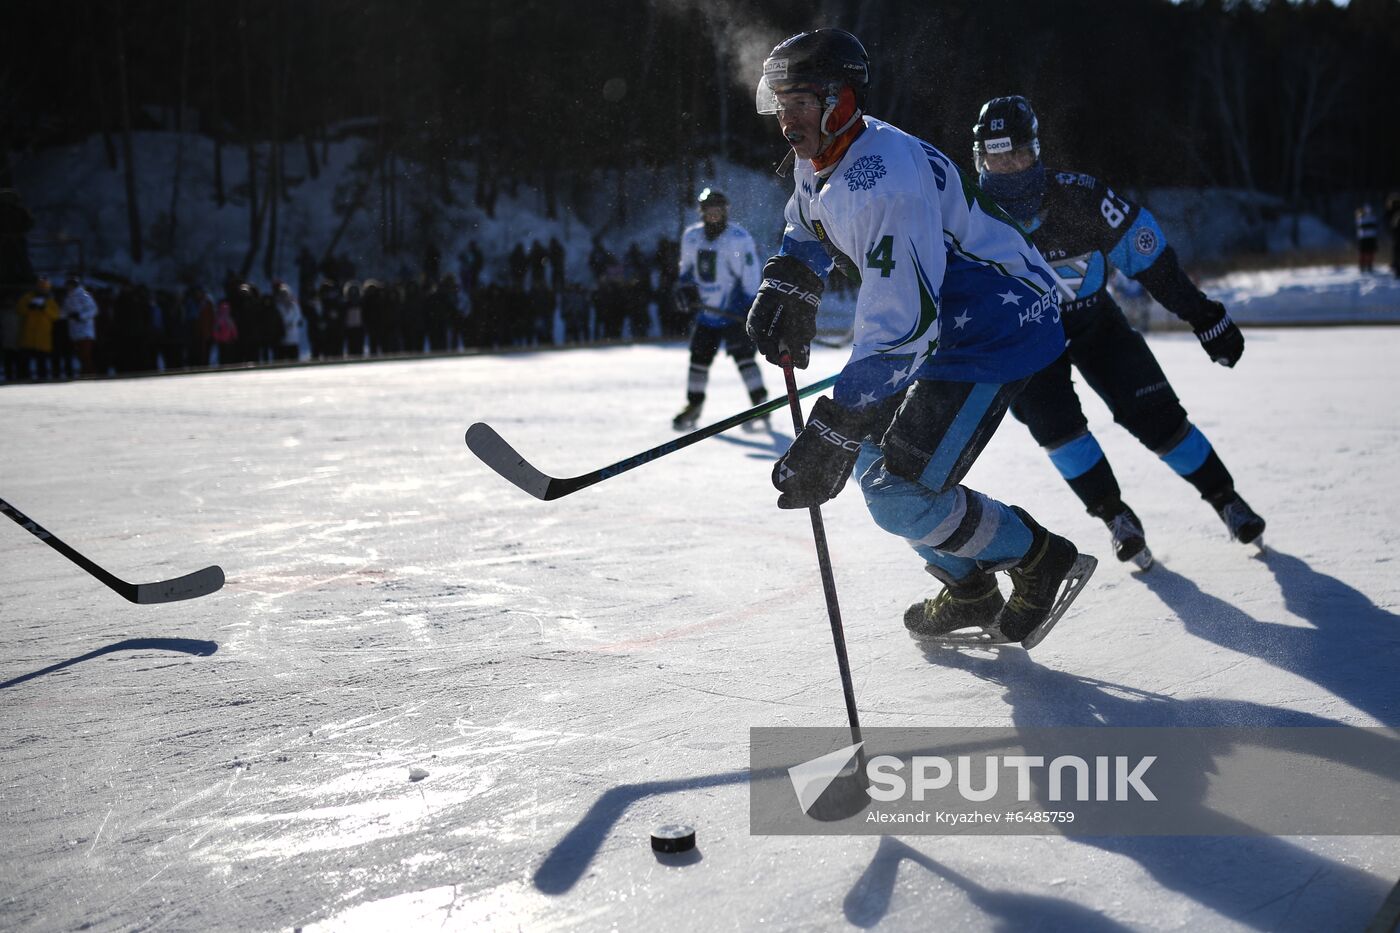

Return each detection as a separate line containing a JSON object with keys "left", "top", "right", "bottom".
{"left": 954, "top": 310, "right": 972, "bottom": 329}
{"left": 885, "top": 364, "right": 912, "bottom": 387}
{"left": 998, "top": 290, "right": 1022, "bottom": 306}
{"left": 856, "top": 391, "right": 880, "bottom": 409}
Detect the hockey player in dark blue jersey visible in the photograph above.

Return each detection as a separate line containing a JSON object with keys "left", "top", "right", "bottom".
{"left": 974, "top": 95, "right": 1265, "bottom": 569}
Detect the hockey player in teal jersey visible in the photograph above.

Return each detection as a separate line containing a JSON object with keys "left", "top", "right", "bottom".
{"left": 974, "top": 95, "right": 1265, "bottom": 569}
{"left": 745, "top": 30, "right": 1095, "bottom": 647}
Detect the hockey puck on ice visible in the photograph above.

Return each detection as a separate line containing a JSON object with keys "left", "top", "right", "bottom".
{"left": 650, "top": 823, "right": 696, "bottom": 853}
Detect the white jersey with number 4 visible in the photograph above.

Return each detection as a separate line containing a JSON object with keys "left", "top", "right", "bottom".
{"left": 778, "top": 117, "right": 1066, "bottom": 409}
{"left": 678, "top": 223, "right": 762, "bottom": 328}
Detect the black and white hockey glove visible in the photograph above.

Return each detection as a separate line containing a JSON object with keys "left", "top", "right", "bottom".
{"left": 772, "top": 396, "right": 862, "bottom": 509}
{"left": 746, "top": 255, "right": 824, "bottom": 369}
{"left": 675, "top": 282, "right": 700, "bottom": 316}
{"left": 1193, "top": 301, "right": 1244, "bottom": 367}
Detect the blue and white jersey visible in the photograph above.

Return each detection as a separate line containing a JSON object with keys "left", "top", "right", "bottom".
{"left": 779, "top": 117, "right": 1064, "bottom": 410}
{"left": 1356, "top": 205, "right": 1378, "bottom": 241}
{"left": 678, "top": 223, "right": 761, "bottom": 328}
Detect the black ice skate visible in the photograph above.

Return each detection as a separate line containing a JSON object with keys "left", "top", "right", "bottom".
{"left": 903, "top": 567, "right": 1004, "bottom": 639}
{"left": 1095, "top": 502, "right": 1152, "bottom": 570}
{"left": 995, "top": 507, "right": 1097, "bottom": 649}
{"left": 914, "top": 511, "right": 1096, "bottom": 650}
{"left": 672, "top": 400, "right": 703, "bottom": 432}
{"left": 1215, "top": 492, "right": 1266, "bottom": 551}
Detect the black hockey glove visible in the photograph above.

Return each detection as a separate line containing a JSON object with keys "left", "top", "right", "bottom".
{"left": 746, "top": 255, "right": 824, "bottom": 369}
{"left": 1193, "top": 301, "right": 1244, "bottom": 367}
{"left": 772, "top": 396, "right": 862, "bottom": 509}
{"left": 675, "top": 282, "right": 700, "bottom": 316}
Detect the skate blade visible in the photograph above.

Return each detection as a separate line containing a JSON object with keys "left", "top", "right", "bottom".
{"left": 910, "top": 626, "right": 1012, "bottom": 648}
{"left": 1229, "top": 531, "right": 1266, "bottom": 554}
{"left": 1130, "top": 547, "right": 1154, "bottom": 571}
{"left": 1020, "top": 553, "right": 1098, "bottom": 651}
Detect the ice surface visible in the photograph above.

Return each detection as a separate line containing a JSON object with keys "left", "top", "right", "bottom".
{"left": 2, "top": 332, "right": 1398, "bottom": 931}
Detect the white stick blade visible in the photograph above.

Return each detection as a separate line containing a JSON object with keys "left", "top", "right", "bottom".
{"left": 134, "top": 565, "right": 225, "bottom": 604}
{"left": 465, "top": 424, "right": 553, "bottom": 500}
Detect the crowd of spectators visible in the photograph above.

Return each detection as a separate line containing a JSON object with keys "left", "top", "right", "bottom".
{"left": 1, "top": 232, "right": 689, "bottom": 384}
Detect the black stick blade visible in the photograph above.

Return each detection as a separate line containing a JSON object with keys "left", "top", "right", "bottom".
{"left": 132, "top": 565, "right": 226, "bottom": 604}
{"left": 465, "top": 423, "right": 556, "bottom": 500}
{"left": 464, "top": 373, "right": 838, "bottom": 503}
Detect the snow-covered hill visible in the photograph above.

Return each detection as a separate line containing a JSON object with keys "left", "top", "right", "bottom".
{"left": 12, "top": 131, "right": 794, "bottom": 288}
{"left": 12, "top": 130, "right": 1374, "bottom": 302}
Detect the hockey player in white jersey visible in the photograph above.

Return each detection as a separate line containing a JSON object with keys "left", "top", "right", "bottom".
{"left": 672, "top": 189, "right": 768, "bottom": 431}
{"left": 745, "top": 29, "right": 1095, "bottom": 646}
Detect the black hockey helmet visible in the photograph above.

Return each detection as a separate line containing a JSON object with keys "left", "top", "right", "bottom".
{"left": 756, "top": 28, "right": 870, "bottom": 114}
{"left": 698, "top": 187, "right": 729, "bottom": 235}
{"left": 696, "top": 187, "right": 728, "bottom": 210}
{"left": 972, "top": 95, "right": 1041, "bottom": 173}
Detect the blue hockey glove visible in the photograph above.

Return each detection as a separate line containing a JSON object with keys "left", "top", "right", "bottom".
{"left": 746, "top": 255, "right": 824, "bottom": 369}
{"left": 1194, "top": 301, "right": 1244, "bottom": 367}
{"left": 772, "top": 396, "right": 862, "bottom": 509}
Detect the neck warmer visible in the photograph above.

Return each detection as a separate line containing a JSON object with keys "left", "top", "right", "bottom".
{"left": 979, "top": 161, "right": 1046, "bottom": 224}
{"left": 813, "top": 114, "right": 866, "bottom": 173}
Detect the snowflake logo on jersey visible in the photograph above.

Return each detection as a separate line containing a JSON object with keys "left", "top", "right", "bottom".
{"left": 844, "top": 155, "right": 887, "bottom": 192}
{"left": 1134, "top": 228, "right": 1159, "bottom": 256}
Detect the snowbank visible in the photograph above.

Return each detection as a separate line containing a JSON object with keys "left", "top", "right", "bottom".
{"left": 1118, "top": 265, "right": 1400, "bottom": 331}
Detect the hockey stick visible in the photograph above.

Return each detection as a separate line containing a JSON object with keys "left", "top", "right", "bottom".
{"left": 465, "top": 373, "right": 838, "bottom": 501}
{"left": 776, "top": 354, "right": 869, "bottom": 821}
{"left": 0, "top": 497, "right": 225, "bottom": 604}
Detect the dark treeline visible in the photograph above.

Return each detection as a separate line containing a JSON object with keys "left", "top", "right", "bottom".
{"left": 3, "top": 0, "right": 1397, "bottom": 252}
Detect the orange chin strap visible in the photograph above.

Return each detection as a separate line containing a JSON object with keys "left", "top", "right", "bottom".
{"left": 812, "top": 86, "right": 864, "bottom": 172}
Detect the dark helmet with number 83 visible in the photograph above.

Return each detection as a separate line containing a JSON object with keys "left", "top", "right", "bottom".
{"left": 972, "top": 95, "right": 1041, "bottom": 175}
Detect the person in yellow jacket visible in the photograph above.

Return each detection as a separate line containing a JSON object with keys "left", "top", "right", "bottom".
{"left": 17, "top": 278, "right": 60, "bottom": 381}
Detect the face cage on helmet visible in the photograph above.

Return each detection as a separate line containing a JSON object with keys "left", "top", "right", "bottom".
{"left": 973, "top": 137, "right": 1041, "bottom": 175}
